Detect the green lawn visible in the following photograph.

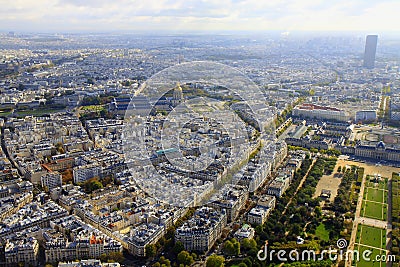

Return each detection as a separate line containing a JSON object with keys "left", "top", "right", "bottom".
{"left": 365, "top": 188, "right": 385, "bottom": 203}
{"left": 362, "top": 201, "right": 386, "bottom": 221}
{"left": 354, "top": 177, "right": 389, "bottom": 267}
{"left": 315, "top": 223, "right": 329, "bottom": 242}
{"left": 0, "top": 110, "right": 12, "bottom": 117}
{"left": 354, "top": 225, "right": 387, "bottom": 267}
{"left": 355, "top": 245, "right": 386, "bottom": 267}
{"left": 361, "top": 178, "right": 388, "bottom": 221}
{"left": 378, "top": 181, "right": 388, "bottom": 190}
{"left": 81, "top": 104, "right": 106, "bottom": 112}
{"left": 356, "top": 225, "right": 385, "bottom": 249}
{"left": 15, "top": 108, "right": 64, "bottom": 117}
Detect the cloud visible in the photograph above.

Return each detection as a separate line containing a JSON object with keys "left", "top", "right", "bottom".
{"left": 0, "top": 0, "right": 399, "bottom": 32}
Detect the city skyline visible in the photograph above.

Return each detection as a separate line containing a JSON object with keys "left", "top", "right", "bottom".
{"left": 1, "top": 0, "right": 400, "bottom": 33}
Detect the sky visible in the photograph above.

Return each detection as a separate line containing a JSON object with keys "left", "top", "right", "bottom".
{"left": 0, "top": 0, "right": 399, "bottom": 33}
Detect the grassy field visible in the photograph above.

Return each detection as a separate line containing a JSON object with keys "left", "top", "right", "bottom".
{"left": 314, "top": 223, "right": 330, "bottom": 242}
{"left": 354, "top": 225, "right": 387, "bottom": 267}
{"left": 361, "top": 201, "right": 387, "bottom": 221}
{"left": 357, "top": 225, "right": 385, "bottom": 248}
{"left": 365, "top": 187, "right": 385, "bottom": 203}
{"left": 360, "top": 176, "right": 388, "bottom": 221}
{"left": 356, "top": 245, "right": 386, "bottom": 267}
{"left": 0, "top": 110, "right": 13, "bottom": 117}
{"left": 15, "top": 108, "right": 65, "bottom": 117}
{"left": 80, "top": 104, "right": 106, "bottom": 112}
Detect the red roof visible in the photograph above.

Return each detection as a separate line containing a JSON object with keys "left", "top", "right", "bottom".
{"left": 298, "top": 103, "right": 341, "bottom": 112}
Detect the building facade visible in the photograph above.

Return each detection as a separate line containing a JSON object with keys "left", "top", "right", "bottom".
{"left": 3, "top": 237, "right": 39, "bottom": 266}
{"left": 175, "top": 207, "right": 227, "bottom": 252}
{"left": 73, "top": 163, "right": 102, "bottom": 184}
{"left": 355, "top": 110, "right": 377, "bottom": 123}
{"left": 292, "top": 103, "right": 348, "bottom": 122}
{"left": 41, "top": 171, "right": 63, "bottom": 191}
{"left": 354, "top": 141, "right": 400, "bottom": 162}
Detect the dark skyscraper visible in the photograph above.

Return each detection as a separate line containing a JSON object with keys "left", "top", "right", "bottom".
{"left": 363, "top": 35, "right": 378, "bottom": 68}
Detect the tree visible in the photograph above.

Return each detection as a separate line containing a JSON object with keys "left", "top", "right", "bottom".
{"left": 315, "top": 206, "right": 322, "bottom": 218}
{"left": 165, "top": 226, "right": 175, "bottom": 239}
{"left": 241, "top": 238, "right": 257, "bottom": 252}
{"left": 223, "top": 238, "right": 240, "bottom": 256}
{"left": 82, "top": 178, "right": 103, "bottom": 193}
{"left": 101, "top": 176, "right": 113, "bottom": 187}
{"left": 337, "top": 166, "right": 342, "bottom": 173}
{"left": 159, "top": 256, "right": 171, "bottom": 267}
{"left": 291, "top": 224, "right": 303, "bottom": 236}
{"left": 100, "top": 109, "right": 108, "bottom": 118}
{"left": 223, "top": 240, "right": 235, "bottom": 255}
{"left": 108, "top": 252, "right": 124, "bottom": 263}
{"left": 173, "top": 241, "right": 185, "bottom": 254}
{"left": 243, "top": 257, "right": 252, "bottom": 267}
{"left": 232, "top": 238, "right": 240, "bottom": 255}
{"left": 99, "top": 252, "right": 124, "bottom": 263}
{"left": 55, "top": 142, "right": 65, "bottom": 154}
{"left": 206, "top": 254, "right": 225, "bottom": 267}
{"left": 61, "top": 169, "right": 73, "bottom": 184}
{"left": 177, "top": 251, "right": 194, "bottom": 266}
{"left": 145, "top": 244, "right": 156, "bottom": 258}
{"left": 191, "top": 252, "right": 197, "bottom": 260}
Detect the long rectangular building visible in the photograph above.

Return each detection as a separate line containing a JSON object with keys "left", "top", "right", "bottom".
{"left": 293, "top": 103, "right": 348, "bottom": 122}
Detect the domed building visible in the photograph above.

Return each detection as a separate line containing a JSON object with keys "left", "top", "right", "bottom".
{"left": 172, "top": 82, "right": 184, "bottom": 106}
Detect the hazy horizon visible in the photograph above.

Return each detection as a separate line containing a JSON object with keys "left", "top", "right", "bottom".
{"left": 1, "top": 0, "right": 400, "bottom": 34}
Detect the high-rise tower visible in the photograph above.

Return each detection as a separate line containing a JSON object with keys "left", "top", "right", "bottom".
{"left": 363, "top": 35, "right": 378, "bottom": 68}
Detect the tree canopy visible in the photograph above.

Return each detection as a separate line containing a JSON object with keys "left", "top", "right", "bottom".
{"left": 177, "top": 251, "right": 194, "bottom": 266}
{"left": 206, "top": 254, "right": 225, "bottom": 267}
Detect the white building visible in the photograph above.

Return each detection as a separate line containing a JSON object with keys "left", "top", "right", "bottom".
{"left": 4, "top": 237, "right": 39, "bottom": 266}
{"left": 234, "top": 224, "right": 255, "bottom": 240}
{"left": 355, "top": 110, "right": 377, "bottom": 122}
{"left": 247, "top": 206, "right": 270, "bottom": 225}
{"left": 208, "top": 185, "right": 248, "bottom": 222}
{"left": 73, "top": 163, "right": 102, "bottom": 184}
{"left": 128, "top": 223, "right": 165, "bottom": 257}
{"left": 175, "top": 207, "right": 227, "bottom": 252}
{"left": 293, "top": 103, "right": 348, "bottom": 122}
{"left": 267, "top": 177, "right": 289, "bottom": 198}
{"left": 247, "top": 195, "right": 276, "bottom": 225}
{"left": 41, "top": 171, "right": 63, "bottom": 191}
